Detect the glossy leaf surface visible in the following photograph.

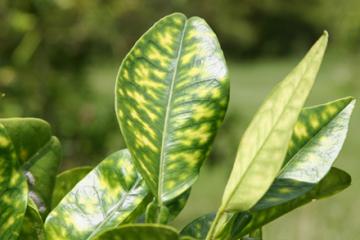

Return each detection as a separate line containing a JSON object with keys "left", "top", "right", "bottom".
{"left": 0, "top": 123, "right": 28, "bottom": 239}
{"left": 116, "top": 13, "right": 229, "bottom": 203}
{"left": 279, "top": 97, "right": 355, "bottom": 182}
{"left": 94, "top": 224, "right": 180, "bottom": 240}
{"left": 221, "top": 32, "right": 328, "bottom": 212}
{"left": 51, "top": 166, "right": 92, "bottom": 208}
{"left": 0, "top": 118, "right": 62, "bottom": 216}
{"left": 45, "top": 150, "right": 149, "bottom": 240}
{"left": 19, "top": 198, "right": 45, "bottom": 240}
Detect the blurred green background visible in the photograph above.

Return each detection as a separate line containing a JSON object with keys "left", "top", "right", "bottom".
{"left": 0, "top": 1, "right": 359, "bottom": 239}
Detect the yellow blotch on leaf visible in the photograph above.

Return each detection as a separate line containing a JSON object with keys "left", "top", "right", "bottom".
{"left": 193, "top": 104, "right": 214, "bottom": 121}
{"left": 310, "top": 114, "right": 320, "bottom": 129}
{"left": 294, "top": 122, "right": 308, "bottom": 139}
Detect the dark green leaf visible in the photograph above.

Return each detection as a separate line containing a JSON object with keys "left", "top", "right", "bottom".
{"left": 166, "top": 188, "right": 191, "bottom": 221}
{"left": 19, "top": 198, "right": 45, "bottom": 240}
{"left": 181, "top": 213, "right": 215, "bottom": 239}
{"left": 115, "top": 13, "right": 229, "bottom": 204}
{"left": 0, "top": 118, "right": 62, "bottom": 217}
{"left": 51, "top": 166, "right": 92, "bottom": 209}
{"left": 44, "top": 149, "right": 149, "bottom": 240}
{"left": 0, "top": 123, "right": 28, "bottom": 239}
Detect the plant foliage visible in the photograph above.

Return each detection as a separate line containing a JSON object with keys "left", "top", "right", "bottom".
{"left": 0, "top": 13, "right": 356, "bottom": 240}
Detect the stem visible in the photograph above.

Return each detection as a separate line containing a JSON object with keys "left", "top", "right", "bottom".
{"left": 206, "top": 207, "right": 225, "bottom": 240}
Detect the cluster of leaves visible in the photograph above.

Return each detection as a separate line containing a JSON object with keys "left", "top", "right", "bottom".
{"left": 0, "top": 13, "right": 356, "bottom": 240}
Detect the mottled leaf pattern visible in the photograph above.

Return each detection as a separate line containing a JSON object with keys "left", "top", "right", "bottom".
{"left": 0, "top": 118, "right": 62, "bottom": 216}
{"left": 237, "top": 167, "right": 351, "bottom": 237}
{"left": 45, "top": 150, "right": 149, "bottom": 240}
{"left": 166, "top": 188, "right": 191, "bottom": 221}
{"left": 116, "top": 13, "right": 229, "bottom": 203}
{"left": 51, "top": 166, "right": 92, "bottom": 209}
{"left": 19, "top": 198, "right": 45, "bottom": 240}
{"left": 279, "top": 97, "right": 355, "bottom": 182}
{"left": 93, "top": 224, "right": 180, "bottom": 240}
{"left": 0, "top": 123, "right": 28, "bottom": 239}
{"left": 181, "top": 213, "right": 215, "bottom": 239}
{"left": 221, "top": 32, "right": 328, "bottom": 213}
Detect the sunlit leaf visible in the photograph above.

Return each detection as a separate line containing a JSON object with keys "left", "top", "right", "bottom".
{"left": 0, "top": 123, "right": 28, "bottom": 239}
{"left": 0, "top": 118, "right": 62, "bottom": 216}
{"left": 206, "top": 32, "right": 328, "bottom": 239}
{"left": 279, "top": 97, "right": 355, "bottom": 183}
{"left": 44, "top": 149, "right": 149, "bottom": 240}
{"left": 19, "top": 198, "right": 45, "bottom": 240}
{"left": 51, "top": 166, "right": 92, "bottom": 209}
{"left": 115, "top": 13, "right": 229, "bottom": 204}
{"left": 221, "top": 32, "right": 328, "bottom": 213}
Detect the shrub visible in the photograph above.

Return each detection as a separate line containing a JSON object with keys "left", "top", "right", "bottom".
{"left": 0, "top": 13, "right": 355, "bottom": 240}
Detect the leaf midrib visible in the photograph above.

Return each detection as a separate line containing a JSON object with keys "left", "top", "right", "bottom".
{"left": 223, "top": 44, "right": 322, "bottom": 210}
{"left": 86, "top": 178, "right": 144, "bottom": 240}
{"left": 279, "top": 101, "right": 352, "bottom": 178}
{"left": 158, "top": 19, "right": 188, "bottom": 202}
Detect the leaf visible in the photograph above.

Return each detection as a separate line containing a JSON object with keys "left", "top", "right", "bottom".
{"left": 220, "top": 32, "right": 328, "bottom": 213}
{"left": 180, "top": 213, "right": 215, "bottom": 239}
{"left": 181, "top": 168, "right": 350, "bottom": 240}
{"left": 0, "top": 118, "right": 62, "bottom": 216}
{"left": 0, "top": 123, "right": 28, "bottom": 239}
{"left": 93, "top": 224, "right": 180, "bottom": 240}
{"left": 44, "top": 149, "right": 149, "bottom": 240}
{"left": 115, "top": 13, "right": 229, "bottom": 203}
{"left": 253, "top": 97, "right": 355, "bottom": 211}
{"left": 279, "top": 97, "right": 355, "bottom": 183}
{"left": 236, "top": 167, "right": 351, "bottom": 237}
{"left": 19, "top": 198, "right": 45, "bottom": 240}
{"left": 51, "top": 166, "right": 92, "bottom": 209}
{"left": 145, "top": 189, "right": 191, "bottom": 223}
{"left": 166, "top": 188, "right": 191, "bottom": 221}
{"left": 180, "top": 212, "right": 252, "bottom": 240}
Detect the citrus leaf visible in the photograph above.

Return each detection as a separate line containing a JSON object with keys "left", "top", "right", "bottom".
{"left": 0, "top": 123, "right": 28, "bottom": 239}
{"left": 44, "top": 149, "right": 149, "bottom": 240}
{"left": 0, "top": 118, "right": 62, "bottom": 217}
{"left": 220, "top": 32, "right": 328, "bottom": 213}
{"left": 93, "top": 224, "right": 180, "bottom": 240}
{"left": 51, "top": 166, "right": 92, "bottom": 209}
{"left": 181, "top": 213, "right": 215, "bottom": 239}
{"left": 166, "top": 188, "right": 191, "bottom": 221}
{"left": 279, "top": 97, "right": 355, "bottom": 182}
{"left": 115, "top": 13, "right": 229, "bottom": 203}
{"left": 19, "top": 198, "right": 45, "bottom": 240}
{"left": 236, "top": 167, "right": 351, "bottom": 237}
